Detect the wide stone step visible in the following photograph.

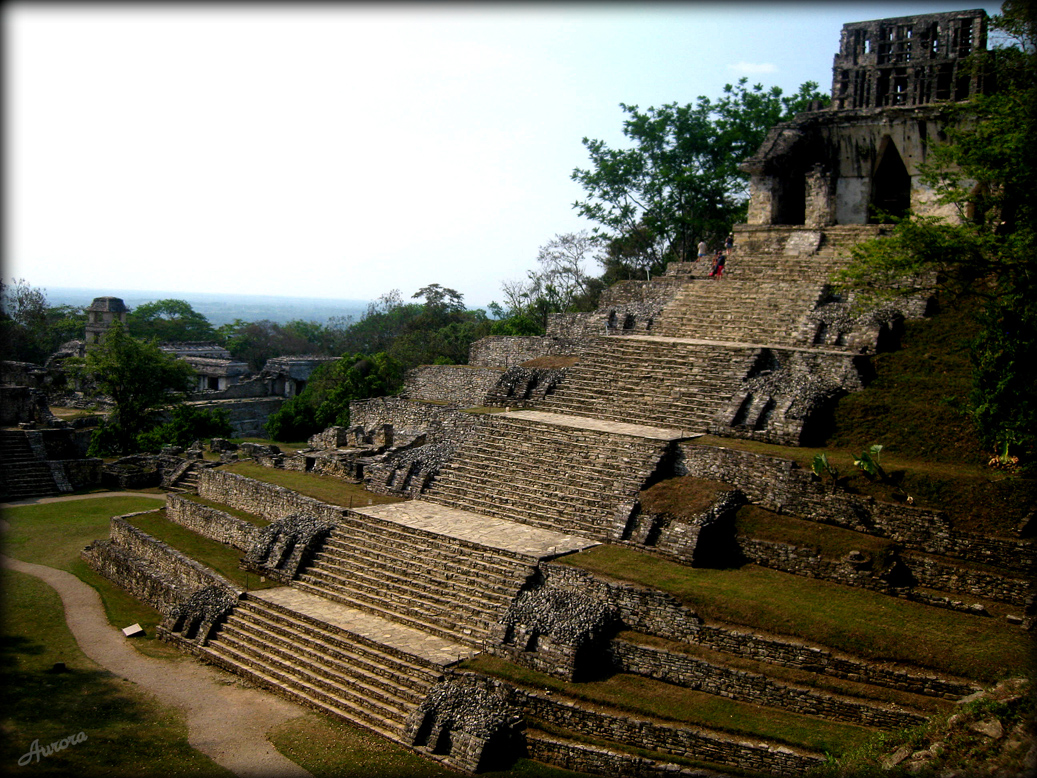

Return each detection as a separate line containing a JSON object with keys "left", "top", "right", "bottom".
{"left": 321, "top": 539, "right": 530, "bottom": 591}
{"left": 230, "top": 606, "right": 440, "bottom": 693}
{"left": 198, "top": 640, "right": 404, "bottom": 738}
{"left": 421, "top": 492, "right": 611, "bottom": 539}
{"left": 215, "top": 620, "right": 421, "bottom": 711}
{"left": 301, "top": 559, "right": 510, "bottom": 622}
{"left": 312, "top": 546, "right": 522, "bottom": 604}
{"left": 291, "top": 578, "right": 487, "bottom": 648}
{"left": 297, "top": 567, "right": 501, "bottom": 636}
{"left": 325, "top": 522, "right": 537, "bottom": 579}
{"left": 246, "top": 587, "right": 475, "bottom": 667}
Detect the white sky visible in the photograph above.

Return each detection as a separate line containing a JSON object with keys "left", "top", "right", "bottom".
{"left": 6, "top": 1, "right": 1003, "bottom": 309}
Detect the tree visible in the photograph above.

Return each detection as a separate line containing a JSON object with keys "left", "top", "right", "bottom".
{"left": 572, "top": 79, "right": 829, "bottom": 272}
{"left": 496, "top": 232, "right": 605, "bottom": 332}
{"left": 128, "top": 299, "right": 217, "bottom": 342}
{"left": 217, "top": 319, "right": 313, "bottom": 371}
{"left": 73, "top": 321, "right": 196, "bottom": 455}
{"left": 0, "top": 279, "right": 87, "bottom": 363}
{"left": 265, "top": 352, "right": 404, "bottom": 441}
{"left": 837, "top": 2, "right": 1037, "bottom": 468}
{"left": 135, "top": 405, "right": 233, "bottom": 452}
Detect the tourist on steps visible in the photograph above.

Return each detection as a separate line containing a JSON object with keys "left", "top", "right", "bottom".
{"left": 696, "top": 239, "right": 708, "bottom": 262}
{"left": 710, "top": 250, "right": 726, "bottom": 278}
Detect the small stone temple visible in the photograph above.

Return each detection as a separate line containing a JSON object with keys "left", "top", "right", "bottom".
{"left": 741, "top": 8, "right": 988, "bottom": 227}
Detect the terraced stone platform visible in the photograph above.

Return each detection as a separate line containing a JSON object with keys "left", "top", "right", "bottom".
{"left": 295, "top": 499, "right": 597, "bottom": 647}
{"left": 426, "top": 411, "right": 682, "bottom": 540}
{"left": 195, "top": 586, "right": 467, "bottom": 739}
{"left": 354, "top": 499, "right": 600, "bottom": 559}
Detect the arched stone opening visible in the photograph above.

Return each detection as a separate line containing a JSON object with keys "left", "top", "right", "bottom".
{"left": 870, "top": 136, "right": 911, "bottom": 222}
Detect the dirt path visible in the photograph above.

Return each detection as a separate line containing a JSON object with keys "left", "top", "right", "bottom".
{"left": 1, "top": 490, "right": 167, "bottom": 507}
{"left": 1, "top": 497, "right": 314, "bottom": 778}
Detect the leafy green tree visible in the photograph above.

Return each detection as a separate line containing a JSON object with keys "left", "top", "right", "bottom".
{"left": 217, "top": 319, "right": 313, "bottom": 371}
{"left": 72, "top": 321, "right": 196, "bottom": 455}
{"left": 837, "top": 2, "right": 1036, "bottom": 467}
{"left": 265, "top": 352, "right": 404, "bottom": 441}
{"left": 136, "top": 405, "right": 233, "bottom": 452}
{"left": 128, "top": 299, "right": 217, "bottom": 342}
{"left": 0, "top": 279, "right": 88, "bottom": 364}
{"left": 572, "top": 79, "right": 829, "bottom": 273}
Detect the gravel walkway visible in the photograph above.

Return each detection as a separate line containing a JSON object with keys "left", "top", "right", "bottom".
{"left": 1, "top": 496, "right": 314, "bottom": 778}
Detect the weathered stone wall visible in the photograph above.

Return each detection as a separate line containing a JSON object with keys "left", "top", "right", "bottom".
{"left": 188, "top": 376, "right": 273, "bottom": 400}
{"left": 902, "top": 553, "right": 1033, "bottom": 606}
{"left": 503, "top": 685, "right": 822, "bottom": 774}
{"left": 82, "top": 538, "right": 188, "bottom": 615}
{"left": 526, "top": 734, "right": 712, "bottom": 778}
{"left": 468, "top": 337, "right": 584, "bottom": 369}
{"left": 349, "top": 397, "right": 474, "bottom": 441}
{"left": 736, "top": 536, "right": 896, "bottom": 592}
{"left": 56, "top": 458, "right": 103, "bottom": 491}
{"left": 610, "top": 639, "right": 924, "bottom": 729}
{"left": 198, "top": 469, "right": 345, "bottom": 524}
{"left": 482, "top": 367, "right": 568, "bottom": 409}
{"left": 677, "top": 443, "right": 1035, "bottom": 573}
{"left": 185, "top": 397, "right": 284, "bottom": 438}
{"left": 541, "top": 563, "right": 702, "bottom": 639}
{"left": 545, "top": 278, "right": 689, "bottom": 339}
{"left": 402, "top": 365, "right": 504, "bottom": 407}
{"left": 109, "top": 516, "right": 239, "bottom": 593}
{"left": 165, "top": 493, "right": 261, "bottom": 552}
{"left": 691, "top": 623, "right": 975, "bottom": 698}
{"left": 81, "top": 510, "right": 239, "bottom": 615}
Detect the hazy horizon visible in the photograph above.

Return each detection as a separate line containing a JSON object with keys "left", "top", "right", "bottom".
{"left": 43, "top": 285, "right": 375, "bottom": 329}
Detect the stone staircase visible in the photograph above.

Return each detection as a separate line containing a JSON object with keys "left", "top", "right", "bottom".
{"left": 425, "top": 411, "right": 680, "bottom": 541}
{"left": 535, "top": 337, "right": 761, "bottom": 434}
{"left": 0, "top": 429, "right": 59, "bottom": 499}
{"left": 292, "top": 506, "right": 543, "bottom": 647}
{"left": 650, "top": 278, "right": 829, "bottom": 345}
{"left": 194, "top": 587, "right": 466, "bottom": 738}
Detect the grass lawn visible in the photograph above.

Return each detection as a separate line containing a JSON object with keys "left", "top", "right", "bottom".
{"left": 0, "top": 568, "right": 233, "bottom": 777}
{"left": 122, "top": 509, "right": 279, "bottom": 592}
{"left": 222, "top": 461, "right": 404, "bottom": 508}
{"left": 463, "top": 656, "right": 873, "bottom": 757}
{"left": 558, "top": 546, "right": 1032, "bottom": 682}
{"left": 3, "top": 495, "right": 185, "bottom": 659}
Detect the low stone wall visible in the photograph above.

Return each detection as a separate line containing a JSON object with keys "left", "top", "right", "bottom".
{"left": 349, "top": 397, "right": 473, "bottom": 441}
{"left": 81, "top": 510, "right": 239, "bottom": 615}
{"left": 198, "top": 469, "right": 345, "bottom": 524}
{"left": 610, "top": 639, "right": 924, "bottom": 729}
{"left": 692, "top": 623, "right": 975, "bottom": 699}
{"left": 505, "top": 686, "right": 822, "bottom": 774}
{"left": 678, "top": 443, "right": 1035, "bottom": 573}
{"left": 526, "top": 733, "right": 718, "bottom": 778}
{"left": 903, "top": 553, "right": 1033, "bottom": 606}
{"left": 165, "top": 493, "right": 261, "bottom": 552}
{"left": 468, "top": 337, "right": 585, "bottom": 369}
{"left": 402, "top": 365, "right": 504, "bottom": 407}
{"left": 736, "top": 536, "right": 894, "bottom": 593}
